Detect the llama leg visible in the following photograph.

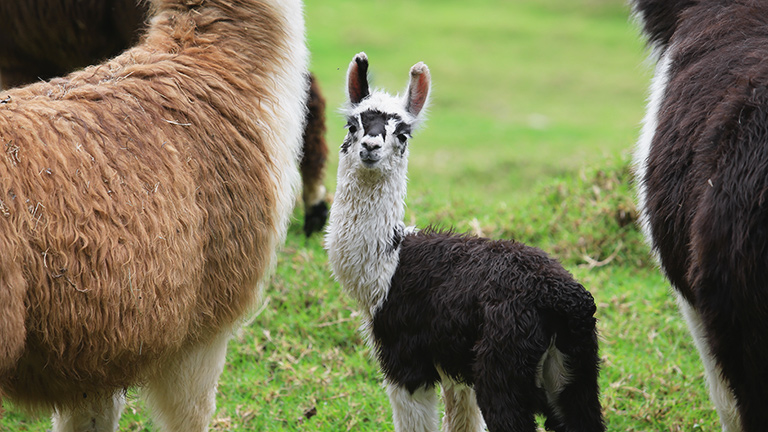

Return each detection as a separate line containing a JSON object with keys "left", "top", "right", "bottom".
{"left": 676, "top": 295, "right": 741, "bottom": 432}
{"left": 51, "top": 391, "right": 125, "bottom": 432}
{"left": 142, "top": 329, "right": 231, "bottom": 432}
{"left": 541, "top": 338, "right": 605, "bottom": 432}
{"left": 386, "top": 380, "right": 439, "bottom": 432}
{"left": 440, "top": 381, "right": 485, "bottom": 432}
{"left": 300, "top": 72, "right": 329, "bottom": 237}
{"left": 473, "top": 340, "right": 541, "bottom": 430}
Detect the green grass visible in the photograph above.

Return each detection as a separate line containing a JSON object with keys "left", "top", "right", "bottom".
{"left": 2, "top": 0, "right": 725, "bottom": 430}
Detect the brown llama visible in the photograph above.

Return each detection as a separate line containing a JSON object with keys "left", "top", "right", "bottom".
{"left": 0, "top": 0, "right": 330, "bottom": 236}
{"left": 0, "top": 0, "right": 308, "bottom": 430}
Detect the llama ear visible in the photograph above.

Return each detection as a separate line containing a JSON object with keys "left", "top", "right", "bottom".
{"left": 405, "top": 61, "right": 430, "bottom": 118}
{"left": 347, "top": 52, "right": 370, "bottom": 105}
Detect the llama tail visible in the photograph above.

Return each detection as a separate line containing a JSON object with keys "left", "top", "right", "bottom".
{"left": 686, "top": 89, "right": 768, "bottom": 431}
{"left": 543, "top": 281, "right": 604, "bottom": 432}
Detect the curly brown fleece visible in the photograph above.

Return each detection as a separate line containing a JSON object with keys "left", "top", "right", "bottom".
{"left": 0, "top": 0, "right": 307, "bottom": 412}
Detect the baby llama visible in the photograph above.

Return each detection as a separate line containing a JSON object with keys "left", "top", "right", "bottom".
{"left": 326, "top": 52, "right": 605, "bottom": 432}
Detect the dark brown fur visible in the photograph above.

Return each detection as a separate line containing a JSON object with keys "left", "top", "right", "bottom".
{"left": 374, "top": 229, "right": 604, "bottom": 431}
{"left": 301, "top": 73, "right": 329, "bottom": 236}
{"left": 635, "top": 0, "right": 768, "bottom": 429}
{"left": 0, "top": 0, "right": 146, "bottom": 89}
{"left": 0, "top": 0, "right": 306, "bottom": 412}
{"left": 0, "top": 0, "right": 330, "bottom": 236}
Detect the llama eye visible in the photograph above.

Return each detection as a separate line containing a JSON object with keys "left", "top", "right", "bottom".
{"left": 346, "top": 123, "right": 358, "bottom": 134}
{"left": 396, "top": 134, "right": 408, "bottom": 143}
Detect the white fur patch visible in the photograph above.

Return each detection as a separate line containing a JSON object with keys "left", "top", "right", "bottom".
{"left": 676, "top": 294, "right": 742, "bottom": 432}
{"left": 142, "top": 329, "right": 232, "bottom": 432}
{"left": 52, "top": 392, "right": 126, "bottom": 432}
{"left": 437, "top": 369, "right": 486, "bottom": 432}
{"left": 255, "top": 0, "right": 310, "bottom": 302}
{"left": 535, "top": 337, "right": 571, "bottom": 421}
{"left": 633, "top": 49, "right": 673, "bottom": 256}
{"left": 386, "top": 381, "right": 439, "bottom": 432}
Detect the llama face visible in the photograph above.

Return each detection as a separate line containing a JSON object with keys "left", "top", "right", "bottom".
{"left": 340, "top": 52, "right": 430, "bottom": 177}
{"left": 341, "top": 106, "right": 412, "bottom": 174}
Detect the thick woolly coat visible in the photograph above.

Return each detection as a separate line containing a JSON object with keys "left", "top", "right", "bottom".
{"left": 0, "top": 0, "right": 308, "bottom": 411}
{"left": 633, "top": 0, "right": 768, "bottom": 429}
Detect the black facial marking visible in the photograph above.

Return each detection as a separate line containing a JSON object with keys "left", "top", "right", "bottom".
{"left": 360, "top": 110, "right": 404, "bottom": 139}
{"left": 394, "top": 121, "right": 413, "bottom": 154}
{"left": 341, "top": 117, "right": 360, "bottom": 154}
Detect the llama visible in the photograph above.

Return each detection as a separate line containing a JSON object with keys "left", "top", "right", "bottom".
{"left": 632, "top": 1, "right": 768, "bottom": 430}
{"left": 0, "top": 0, "right": 330, "bottom": 236}
{"left": 0, "top": 0, "right": 308, "bottom": 430}
{"left": 325, "top": 52, "right": 604, "bottom": 432}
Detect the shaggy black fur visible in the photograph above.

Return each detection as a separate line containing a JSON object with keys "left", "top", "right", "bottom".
{"left": 303, "top": 201, "right": 328, "bottom": 238}
{"left": 372, "top": 228, "right": 604, "bottom": 432}
{"left": 635, "top": 1, "right": 768, "bottom": 429}
{"left": 631, "top": 0, "right": 696, "bottom": 54}
{"left": 0, "top": 0, "right": 146, "bottom": 89}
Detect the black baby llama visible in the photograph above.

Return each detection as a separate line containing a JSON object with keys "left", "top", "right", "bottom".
{"left": 632, "top": 1, "right": 768, "bottom": 430}
{"left": 325, "top": 52, "right": 604, "bottom": 432}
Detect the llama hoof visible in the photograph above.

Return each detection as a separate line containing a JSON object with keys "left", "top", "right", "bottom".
{"left": 303, "top": 200, "right": 328, "bottom": 237}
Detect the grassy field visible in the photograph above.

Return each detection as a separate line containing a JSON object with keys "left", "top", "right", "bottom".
{"left": 2, "top": 0, "right": 723, "bottom": 431}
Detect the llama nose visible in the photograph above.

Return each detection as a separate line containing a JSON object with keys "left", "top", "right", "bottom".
{"left": 360, "top": 141, "right": 381, "bottom": 164}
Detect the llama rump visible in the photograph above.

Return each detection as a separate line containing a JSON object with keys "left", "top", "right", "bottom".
{"left": 632, "top": 1, "right": 768, "bottom": 430}
{"left": 0, "top": 0, "right": 329, "bottom": 236}
{"left": 325, "top": 52, "right": 604, "bottom": 432}
{"left": 0, "top": 0, "right": 308, "bottom": 430}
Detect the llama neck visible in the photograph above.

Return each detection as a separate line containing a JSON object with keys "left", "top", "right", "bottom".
{"left": 327, "top": 167, "right": 408, "bottom": 317}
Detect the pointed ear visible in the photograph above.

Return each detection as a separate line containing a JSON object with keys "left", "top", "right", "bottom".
{"left": 347, "top": 52, "right": 370, "bottom": 105}
{"left": 405, "top": 61, "right": 430, "bottom": 118}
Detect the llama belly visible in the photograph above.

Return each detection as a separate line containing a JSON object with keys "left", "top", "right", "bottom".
{"left": 370, "top": 296, "right": 479, "bottom": 392}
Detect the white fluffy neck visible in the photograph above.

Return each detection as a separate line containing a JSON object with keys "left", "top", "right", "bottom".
{"left": 326, "top": 162, "right": 407, "bottom": 318}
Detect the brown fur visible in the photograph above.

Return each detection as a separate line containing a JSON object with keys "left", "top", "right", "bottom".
{"left": 300, "top": 73, "right": 330, "bottom": 236}
{"left": 0, "top": 0, "right": 306, "bottom": 412}
{"left": 300, "top": 74, "right": 328, "bottom": 195}
{"left": 0, "top": 0, "right": 146, "bottom": 89}
{"left": 0, "top": 0, "right": 330, "bottom": 237}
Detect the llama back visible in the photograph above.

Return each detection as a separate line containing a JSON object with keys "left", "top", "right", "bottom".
{"left": 639, "top": 0, "right": 768, "bottom": 301}
{"left": 381, "top": 229, "right": 597, "bottom": 369}
{"left": 0, "top": 0, "right": 308, "bottom": 409}
{"left": 391, "top": 229, "right": 596, "bottom": 323}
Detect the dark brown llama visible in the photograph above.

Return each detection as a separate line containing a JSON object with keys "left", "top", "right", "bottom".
{"left": 632, "top": 1, "right": 768, "bottom": 430}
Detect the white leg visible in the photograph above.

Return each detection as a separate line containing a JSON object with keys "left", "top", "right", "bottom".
{"left": 440, "top": 382, "right": 485, "bottom": 432}
{"left": 676, "top": 294, "right": 742, "bottom": 432}
{"left": 386, "top": 380, "right": 439, "bottom": 432}
{"left": 142, "top": 329, "right": 231, "bottom": 432}
{"left": 52, "top": 391, "right": 125, "bottom": 432}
